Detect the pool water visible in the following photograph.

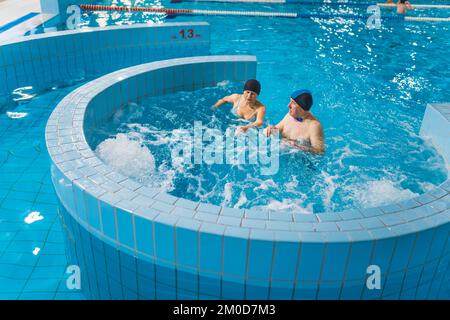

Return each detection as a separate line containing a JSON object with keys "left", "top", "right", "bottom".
{"left": 87, "top": 0, "right": 449, "bottom": 212}
{"left": 0, "top": 85, "right": 85, "bottom": 299}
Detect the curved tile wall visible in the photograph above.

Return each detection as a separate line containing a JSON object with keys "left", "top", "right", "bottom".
{"left": 46, "top": 50, "right": 449, "bottom": 299}
{"left": 0, "top": 22, "right": 210, "bottom": 97}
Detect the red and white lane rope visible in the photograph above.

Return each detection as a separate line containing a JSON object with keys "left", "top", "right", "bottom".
{"left": 79, "top": 4, "right": 298, "bottom": 18}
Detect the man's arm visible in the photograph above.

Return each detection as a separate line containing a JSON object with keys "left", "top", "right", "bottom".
{"left": 309, "top": 122, "right": 325, "bottom": 154}
{"left": 264, "top": 115, "right": 287, "bottom": 137}
{"left": 211, "top": 93, "right": 239, "bottom": 110}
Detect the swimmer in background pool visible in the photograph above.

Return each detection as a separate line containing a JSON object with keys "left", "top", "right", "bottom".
{"left": 211, "top": 79, "right": 266, "bottom": 133}
{"left": 397, "top": 0, "right": 414, "bottom": 14}
{"left": 264, "top": 89, "right": 325, "bottom": 155}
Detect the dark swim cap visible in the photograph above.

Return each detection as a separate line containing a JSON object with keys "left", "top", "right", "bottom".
{"left": 243, "top": 79, "right": 261, "bottom": 95}
{"left": 291, "top": 89, "right": 313, "bottom": 111}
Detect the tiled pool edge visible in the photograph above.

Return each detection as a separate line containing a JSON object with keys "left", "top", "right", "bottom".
{"left": 46, "top": 53, "right": 449, "bottom": 298}
{"left": 0, "top": 22, "right": 210, "bottom": 97}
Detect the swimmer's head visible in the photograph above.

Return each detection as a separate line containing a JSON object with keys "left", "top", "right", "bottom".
{"left": 243, "top": 79, "right": 261, "bottom": 103}
{"left": 243, "top": 79, "right": 261, "bottom": 95}
{"left": 290, "top": 89, "right": 313, "bottom": 112}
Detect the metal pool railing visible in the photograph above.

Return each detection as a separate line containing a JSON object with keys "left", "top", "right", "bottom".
{"left": 79, "top": 4, "right": 450, "bottom": 21}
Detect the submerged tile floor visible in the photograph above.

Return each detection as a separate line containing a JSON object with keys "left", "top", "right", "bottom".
{"left": 0, "top": 86, "right": 84, "bottom": 299}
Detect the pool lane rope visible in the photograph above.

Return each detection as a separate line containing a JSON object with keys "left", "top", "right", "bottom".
{"left": 171, "top": 0, "right": 450, "bottom": 9}
{"left": 79, "top": 4, "right": 450, "bottom": 21}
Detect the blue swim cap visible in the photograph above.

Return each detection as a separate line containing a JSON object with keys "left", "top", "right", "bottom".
{"left": 291, "top": 89, "right": 313, "bottom": 111}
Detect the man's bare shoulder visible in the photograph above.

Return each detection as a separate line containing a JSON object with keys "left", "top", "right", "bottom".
{"left": 309, "top": 119, "right": 324, "bottom": 132}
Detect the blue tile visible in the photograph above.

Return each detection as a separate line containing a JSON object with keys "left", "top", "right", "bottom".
{"left": 135, "top": 216, "right": 154, "bottom": 257}
{"left": 242, "top": 218, "right": 266, "bottom": 229}
{"left": 296, "top": 242, "right": 326, "bottom": 281}
{"left": 269, "top": 281, "right": 294, "bottom": 300}
{"left": 359, "top": 217, "right": 384, "bottom": 229}
{"left": 155, "top": 277, "right": 176, "bottom": 299}
{"left": 136, "top": 257, "right": 155, "bottom": 280}
{"left": 199, "top": 272, "right": 221, "bottom": 298}
{"left": 197, "top": 203, "right": 221, "bottom": 214}
{"left": 382, "top": 270, "right": 403, "bottom": 298}
{"left": 121, "top": 266, "right": 138, "bottom": 293}
{"left": 245, "top": 209, "right": 268, "bottom": 220}
{"left": 360, "top": 207, "right": 384, "bottom": 218}
{"left": 199, "top": 227, "right": 223, "bottom": 273}
{"left": 222, "top": 275, "right": 245, "bottom": 299}
{"left": 294, "top": 281, "right": 318, "bottom": 300}
{"left": 321, "top": 242, "right": 351, "bottom": 282}
{"left": 344, "top": 240, "right": 375, "bottom": 281}
{"left": 314, "top": 222, "right": 339, "bottom": 232}
{"left": 317, "top": 281, "right": 341, "bottom": 300}
{"left": 408, "top": 228, "right": 434, "bottom": 268}
{"left": 221, "top": 207, "right": 244, "bottom": 218}
{"left": 116, "top": 207, "right": 135, "bottom": 249}
{"left": 379, "top": 204, "right": 402, "bottom": 214}
{"left": 318, "top": 213, "right": 342, "bottom": 222}
{"left": 271, "top": 240, "right": 300, "bottom": 281}
{"left": 246, "top": 278, "right": 269, "bottom": 299}
{"left": 99, "top": 200, "right": 117, "bottom": 241}
{"left": 389, "top": 233, "right": 417, "bottom": 273}
{"left": 120, "top": 250, "right": 136, "bottom": 272}
{"left": 108, "top": 278, "right": 124, "bottom": 299}
{"left": 177, "top": 267, "right": 198, "bottom": 293}
{"left": 22, "top": 277, "right": 61, "bottom": 293}
{"left": 176, "top": 219, "right": 200, "bottom": 268}
{"left": 137, "top": 274, "right": 156, "bottom": 299}
{"left": 400, "top": 265, "right": 422, "bottom": 296}
{"left": 19, "top": 292, "right": 55, "bottom": 300}
{"left": 154, "top": 218, "right": 176, "bottom": 264}
{"left": 223, "top": 228, "right": 249, "bottom": 277}
{"left": 73, "top": 185, "right": 87, "bottom": 222}
{"left": 378, "top": 214, "right": 406, "bottom": 227}
{"left": 340, "top": 280, "right": 365, "bottom": 300}
{"left": 247, "top": 236, "right": 274, "bottom": 280}
{"left": 294, "top": 213, "right": 318, "bottom": 222}
{"left": 337, "top": 220, "right": 362, "bottom": 231}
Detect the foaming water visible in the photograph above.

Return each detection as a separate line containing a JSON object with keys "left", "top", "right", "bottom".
{"left": 95, "top": 133, "right": 156, "bottom": 184}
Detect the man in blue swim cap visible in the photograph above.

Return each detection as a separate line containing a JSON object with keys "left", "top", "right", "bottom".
{"left": 264, "top": 89, "right": 325, "bottom": 154}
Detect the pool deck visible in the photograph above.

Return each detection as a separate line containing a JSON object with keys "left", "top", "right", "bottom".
{"left": 0, "top": 0, "right": 56, "bottom": 42}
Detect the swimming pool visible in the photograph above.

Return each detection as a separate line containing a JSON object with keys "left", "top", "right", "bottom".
{"left": 84, "top": 0, "right": 449, "bottom": 213}
{"left": 0, "top": 0, "right": 449, "bottom": 300}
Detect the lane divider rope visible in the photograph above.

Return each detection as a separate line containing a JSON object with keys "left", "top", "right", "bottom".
{"left": 79, "top": 4, "right": 450, "bottom": 22}
{"left": 171, "top": 0, "right": 450, "bottom": 9}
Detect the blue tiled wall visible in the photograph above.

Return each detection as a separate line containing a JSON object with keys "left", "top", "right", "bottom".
{"left": 0, "top": 22, "right": 210, "bottom": 97}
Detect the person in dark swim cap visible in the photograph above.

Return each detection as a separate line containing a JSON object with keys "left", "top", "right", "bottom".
{"left": 211, "top": 79, "right": 266, "bottom": 133}
{"left": 397, "top": 0, "right": 414, "bottom": 14}
{"left": 264, "top": 89, "right": 324, "bottom": 154}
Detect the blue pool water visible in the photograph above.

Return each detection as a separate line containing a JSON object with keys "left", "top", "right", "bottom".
{"left": 85, "top": 0, "right": 449, "bottom": 212}
{"left": 0, "top": 85, "right": 85, "bottom": 299}
{"left": 1, "top": 0, "right": 449, "bottom": 299}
